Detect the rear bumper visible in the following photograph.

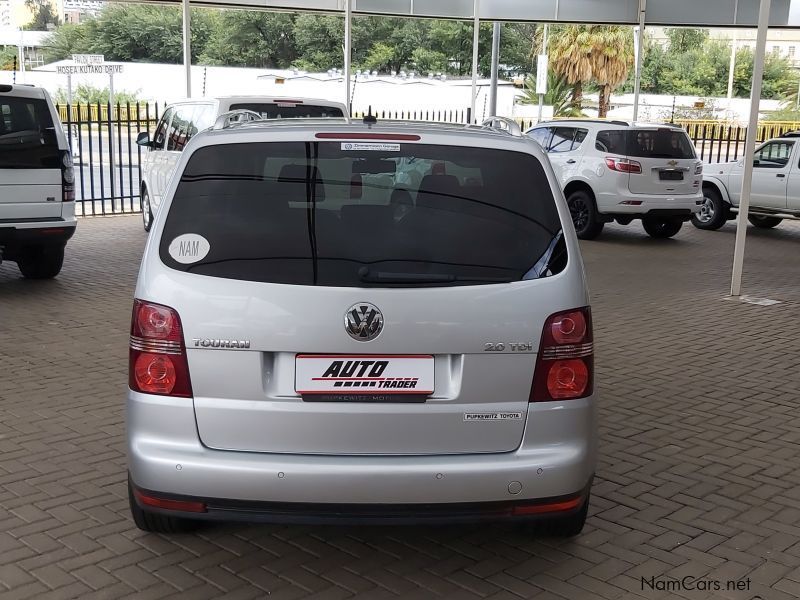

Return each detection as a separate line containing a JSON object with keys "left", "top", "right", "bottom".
{"left": 127, "top": 391, "right": 597, "bottom": 519}
{"left": 0, "top": 217, "right": 77, "bottom": 251}
{"left": 597, "top": 190, "right": 703, "bottom": 215}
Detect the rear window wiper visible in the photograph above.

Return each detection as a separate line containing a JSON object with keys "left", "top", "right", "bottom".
{"left": 357, "top": 267, "right": 510, "bottom": 284}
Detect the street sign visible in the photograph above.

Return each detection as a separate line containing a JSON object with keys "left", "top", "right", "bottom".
{"left": 57, "top": 54, "right": 123, "bottom": 75}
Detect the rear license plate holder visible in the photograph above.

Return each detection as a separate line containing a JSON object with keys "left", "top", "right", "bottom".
{"left": 659, "top": 170, "right": 683, "bottom": 181}
{"left": 295, "top": 354, "right": 434, "bottom": 400}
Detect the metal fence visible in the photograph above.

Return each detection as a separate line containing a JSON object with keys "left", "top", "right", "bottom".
{"left": 59, "top": 103, "right": 800, "bottom": 216}
{"left": 57, "top": 102, "right": 160, "bottom": 217}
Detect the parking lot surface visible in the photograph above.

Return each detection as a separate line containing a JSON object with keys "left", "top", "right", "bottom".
{"left": 2, "top": 215, "right": 800, "bottom": 600}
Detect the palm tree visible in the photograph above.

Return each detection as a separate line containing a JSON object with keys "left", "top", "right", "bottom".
{"left": 589, "top": 26, "right": 634, "bottom": 118}
{"left": 516, "top": 72, "right": 583, "bottom": 117}
{"left": 548, "top": 25, "right": 594, "bottom": 108}
{"left": 548, "top": 25, "right": 634, "bottom": 118}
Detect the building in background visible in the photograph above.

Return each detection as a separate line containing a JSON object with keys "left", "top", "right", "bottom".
{"left": 0, "top": 29, "right": 48, "bottom": 69}
{"left": 63, "top": 0, "right": 103, "bottom": 24}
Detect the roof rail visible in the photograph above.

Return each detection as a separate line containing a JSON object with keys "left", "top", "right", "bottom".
{"left": 212, "top": 109, "right": 263, "bottom": 130}
{"left": 481, "top": 116, "right": 523, "bottom": 137}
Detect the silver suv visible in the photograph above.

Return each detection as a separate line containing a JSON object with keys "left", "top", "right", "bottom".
{"left": 127, "top": 117, "right": 597, "bottom": 536}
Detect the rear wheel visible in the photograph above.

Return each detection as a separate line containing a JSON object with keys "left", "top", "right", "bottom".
{"left": 16, "top": 245, "right": 65, "bottom": 279}
{"left": 748, "top": 215, "right": 782, "bottom": 229}
{"left": 566, "top": 190, "right": 604, "bottom": 240}
{"left": 642, "top": 215, "right": 683, "bottom": 239}
{"left": 142, "top": 187, "right": 153, "bottom": 232}
{"left": 692, "top": 186, "right": 729, "bottom": 230}
{"left": 128, "top": 478, "right": 198, "bottom": 533}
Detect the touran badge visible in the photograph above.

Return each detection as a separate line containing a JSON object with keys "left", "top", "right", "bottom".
{"left": 345, "top": 303, "right": 384, "bottom": 341}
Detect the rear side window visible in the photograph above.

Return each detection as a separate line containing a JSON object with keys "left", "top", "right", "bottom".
{"left": 596, "top": 128, "right": 695, "bottom": 159}
{"left": 230, "top": 103, "right": 345, "bottom": 119}
{"left": 160, "top": 142, "right": 566, "bottom": 287}
{"left": 0, "top": 96, "right": 59, "bottom": 169}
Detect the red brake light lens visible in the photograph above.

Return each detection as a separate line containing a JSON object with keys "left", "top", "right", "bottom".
{"left": 605, "top": 157, "right": 642, "bottom": 174}
{"left": 129, "top": 299, "right": 192, "bottom": 397}
{"left": 531, "top": 307, "right": 593, "bottom": 402}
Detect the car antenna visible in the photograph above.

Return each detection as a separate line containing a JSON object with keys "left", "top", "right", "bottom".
{"left": 363, "top": 106, "right": 378, "bottom": 125}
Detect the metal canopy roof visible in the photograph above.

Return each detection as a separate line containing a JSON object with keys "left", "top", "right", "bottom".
{"left": 136, "top": 0, "right": 797, "bottom": 27}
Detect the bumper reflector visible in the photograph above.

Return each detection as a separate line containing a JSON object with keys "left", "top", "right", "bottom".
{"left": 134, "top": 489, "right": 207, "bottom": 513}
{"left": 512, "top": 495, "right": 583, "bottom": 516}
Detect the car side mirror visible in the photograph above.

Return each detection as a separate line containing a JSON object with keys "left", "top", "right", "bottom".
{"left": 136, "top": 132, "right": 152, "bottom": 148}
{"left": 753, "top": 158, "right": 760, "bottom": 166}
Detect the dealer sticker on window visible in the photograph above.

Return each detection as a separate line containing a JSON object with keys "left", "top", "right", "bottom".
{"left": 341, "top": 142, "right": 401, "bottom": 152}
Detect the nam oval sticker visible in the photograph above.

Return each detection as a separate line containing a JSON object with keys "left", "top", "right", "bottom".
{"left": 168, "top": 234, "right": 210, "bottom": 264}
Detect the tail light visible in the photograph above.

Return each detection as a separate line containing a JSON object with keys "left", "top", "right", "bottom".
{"left": 530, "top": 307, "right": 593, "bottom": 402}
{"left": 604, "top": 157, "right": 642, "bottom": 174}
{"left": 61, "top": 150, "right": 75, "bottom": 202}
{"left": 129, "top": 299, "right": 193, "bottom": 397}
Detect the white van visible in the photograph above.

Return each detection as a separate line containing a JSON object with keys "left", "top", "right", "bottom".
{"left": 136, "top": 96, "right": 347, "bottom": 231}
{"left": 0, "top": 84, "right": 76, "bottom": 279}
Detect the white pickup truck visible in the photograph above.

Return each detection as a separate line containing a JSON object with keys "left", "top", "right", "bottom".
{"left": 694, "top": 133, "right": 800, "bottom": 230}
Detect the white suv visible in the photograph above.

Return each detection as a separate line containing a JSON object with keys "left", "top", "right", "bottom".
{"left": 0, "top": 84, "right": 76, "bottom": 278}
{"left": 136, "top": 96, "right": 347, "bottom": 232}
{"left": 127, "top": 117, "right": 597, "bottom": 536}
{"left": 526, "top": 120, "right": 703, "bottom": 239}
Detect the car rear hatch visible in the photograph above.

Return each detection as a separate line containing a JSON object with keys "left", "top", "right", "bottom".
{"left": 155, "top": 137, "right": 569, "bottom": 456}
{"left": 625, "top": 128, "right": 699, "bottom": 195}
{"left": 0, "top": 92, "right": 63, "bottom": 220}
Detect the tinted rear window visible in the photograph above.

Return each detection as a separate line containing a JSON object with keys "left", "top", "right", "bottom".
{"left": 595, "top": 128, "right": 695, "bottom": 159}
{"left": 0, "top": 96, "right": 59, "bottom": 168}
{"left": 229, "top": 103, "right": 345, "bottom": 119}
{"left": 160, "top": 142, "right": 565, "bottom": 287}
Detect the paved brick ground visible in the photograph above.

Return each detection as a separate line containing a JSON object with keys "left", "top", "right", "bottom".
{"left": 1, "top": 215, "right": 800, "bottom": 600}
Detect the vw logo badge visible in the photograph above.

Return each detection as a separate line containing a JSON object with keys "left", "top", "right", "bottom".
{"left": 345, "top": 303, "right": 384, "bottom": 341}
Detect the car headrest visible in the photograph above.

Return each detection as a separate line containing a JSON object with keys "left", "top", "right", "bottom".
{"left": 416, "top": 174, "right": 463, "bottom": 211}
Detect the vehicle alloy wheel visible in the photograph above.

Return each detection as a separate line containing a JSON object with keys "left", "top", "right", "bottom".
{"left": 142, "top": 188, "right": 153, "bottom": 233}
{"left": 566, "top": 190, "right": 604, "bottom": 240}
{"left": 691, "top": 187, "right": 728, "bottom": 230}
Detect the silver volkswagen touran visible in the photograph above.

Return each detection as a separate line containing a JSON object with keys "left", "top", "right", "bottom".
{"left": 127, "top": 116, "right": 597, "bottom": 536}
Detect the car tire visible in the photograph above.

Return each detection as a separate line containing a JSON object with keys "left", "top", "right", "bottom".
{"left": 748, "top": 215, "right": 782, "bottom": 229}
{"left": 642, "top": 216, "right": 683, "bottom": 239}
{"left": 128, "top": 477, "right": 199, "bottom": 533}
{"left": 16, "top": 245, "right": 65, "bottom": 279}
{"left": 692, "top": 186, "right": 728, "bottom": 230}
{"left": 566, "top": 190, "right": 604, "bottom": 240}
{"left": 142, "top": 187, "right": 153, "bottom": 233}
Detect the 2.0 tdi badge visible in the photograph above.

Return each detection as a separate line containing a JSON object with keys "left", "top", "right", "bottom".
{"left": 345, "top": 303, "right": 384, "bottom": 341}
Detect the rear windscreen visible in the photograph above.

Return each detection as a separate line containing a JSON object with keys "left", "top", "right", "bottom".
{"left": 595, "top": 128, "right": 696, "bottom": 159}
{"left": 160, "top": 142, "right": 565, "bottom": 287}
{"left": 229, "top": 103, "right": 345, "bottom": 119}
{"left": 0, "top": 97, "right": 59, "bottom": 169}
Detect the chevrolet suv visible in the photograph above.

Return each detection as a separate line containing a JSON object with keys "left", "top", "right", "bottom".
{"left": 127, "top": 117, "right": 597, "bottom": 536}
{"left": 526, "top": 120, "right": 703, "bottom": 239}
{"left": 0, "top": 84, "right": 76, "bottom": 278}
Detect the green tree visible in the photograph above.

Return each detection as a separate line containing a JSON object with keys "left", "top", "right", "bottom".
{"left": 0, "top": 47, "right": 18, "bottom": 70}
{"left": 548, "top": 25, "right": 594, "bottom": 107}
{"left": 200, "top": 11, "right": 295, "bottom": 67}
{"left": 590, "top": 26, "right": 634, "bottom": 117}
{"left": 24, "top": 0, "right": 59, "bottom": 30}
{"left": 53, "top": 83, "right": 141, "bottom": 104}
{"left": 43, "top": 22, "right": 90, "bottom": 62}
{"left": 665, "top": 28, "right": 709, "bottom": 54}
